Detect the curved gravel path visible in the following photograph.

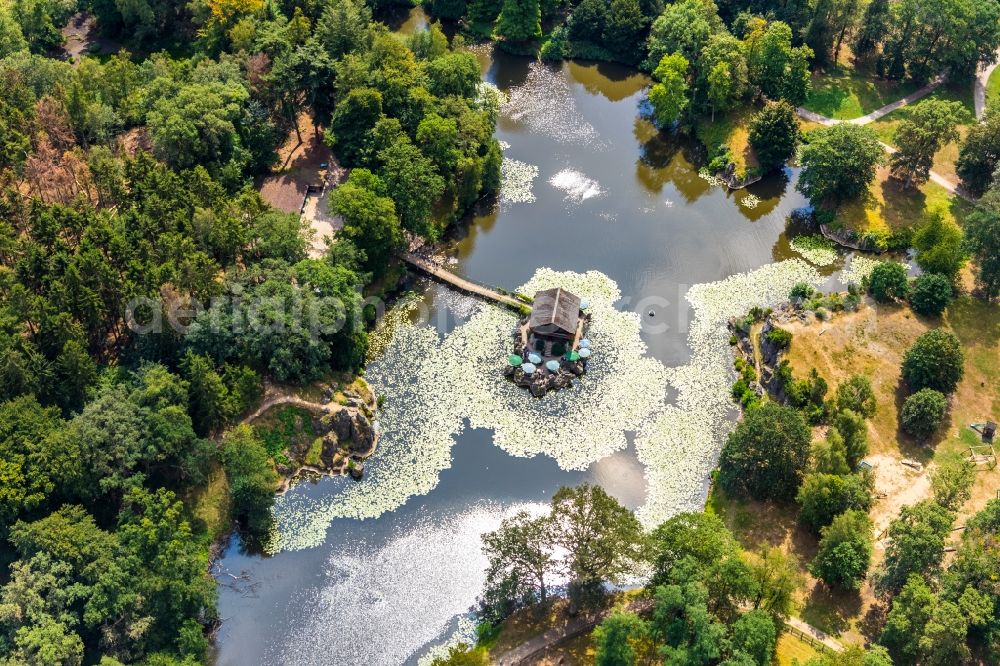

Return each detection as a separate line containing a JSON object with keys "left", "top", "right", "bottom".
{"left": 797, "top": 74, "right": 946, "bottom": 127}
{"left": 795, "top": 73, "right": 973, "bottom": 202}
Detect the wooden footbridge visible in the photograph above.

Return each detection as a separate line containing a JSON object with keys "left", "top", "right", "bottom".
{"left": 399, "top": 252, "right": 530, "bottom": 312}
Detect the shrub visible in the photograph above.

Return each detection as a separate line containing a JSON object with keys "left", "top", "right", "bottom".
{"left": 909, "top": 273, "right": 953, "bottom": 316}
{"left": 833, "top": 409, "right": 869, "bottom": 469}
{"left": 796, "top": 472, "right": 873, "bottom": 532}
{"left": 901, "top": 329, "right": 965, "bottom": 393}
{"left": 835, "top": 375, "right": 876, "bottom": 418}
{"left": 786, "top": 368, "right": 828, "bottom": 418}
{"left": 812, "top": 429, "right": 851, "bottom": 475}
{"left": 868, "top": 262, "right": 910, "bottom": 302}
{"left": 930, "top": 452, "right": 974, "bottom": 510}
{"left": 790, "top": 282, "right": 816, "bottom": 301}
{"left": 809, "top": 509, "right": 873, "bottom": 589}
{"left": 900, "top": 388, "right": 948, "bottom": 440}
{"left": 913, "top": 210, "right": 966, "bottom": 281}
{"left": 718, "top": 402, "right": 812, "bottom": 502}
{"left": 764, "top": 326, "right": 792, "bottom": 350}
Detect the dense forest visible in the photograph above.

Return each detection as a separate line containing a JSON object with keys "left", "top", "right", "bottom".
{"left": 0, "top": 0, "right": 498, "bottom": 662}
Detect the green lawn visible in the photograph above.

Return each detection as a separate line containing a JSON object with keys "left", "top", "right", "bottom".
{"left": 804, "top": 64, "right": 920, "bottom": 120}
{"left": 868, "top": 83, "right": 976, "bottom": 183}
{"left": 988, "top": 66, "right": 1000, "bottom": 116}
{"left": 832, "top": 167, "right": 972, "bottom": 241}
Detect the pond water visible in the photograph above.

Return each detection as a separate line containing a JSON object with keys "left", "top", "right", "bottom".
{"left": 214, "top": 10, "right": 849, "bottom": 665}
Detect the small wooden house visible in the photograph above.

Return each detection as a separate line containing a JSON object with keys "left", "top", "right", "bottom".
{"left": 528, "top": 288, "right": 581, "bottom": 341}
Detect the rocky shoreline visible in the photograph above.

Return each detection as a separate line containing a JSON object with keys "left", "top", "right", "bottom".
{"left": 271, "top": 381, "right": 380, "bottom": 493}
{"left": 728, "top": 302, "right": 823, "bottom": 406}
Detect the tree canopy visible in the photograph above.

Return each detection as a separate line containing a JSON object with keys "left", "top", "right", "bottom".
{"left": 718, "top": 402, "right": 812, "bottom": 502}
{"left": 797, "top": 124, "right": 885, "bottom": 205}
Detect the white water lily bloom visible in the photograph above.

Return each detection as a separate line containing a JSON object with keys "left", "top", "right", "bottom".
{"left": 270, "top": 261, "right": 825, "bottom": 552}
{"left": 741, "top": 194, "right": 761, "bottom": 210}
{"left": 790, "top": 234, "right": 838, "bottom": 267}
{"left": 634, "top": 259, "right": 824, "bottom": 527}
{"left": 549, "top": 168, "right": 605, "bottom": 202}
{"left": 698, "top": 168, "right": 726, "bottom": 188}
{"left": 499, "top": 158, "right": 539, "bottom": 204}
{"left": 841, "top": 254, "right": 909, "bottom": 286}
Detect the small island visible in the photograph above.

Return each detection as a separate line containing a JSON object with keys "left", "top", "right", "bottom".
{"left": 504, "top": 287, "right": 592, "bottom": 397}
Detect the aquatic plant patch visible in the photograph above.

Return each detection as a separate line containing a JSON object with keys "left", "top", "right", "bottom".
{"left": 698, "top": 168, "right": 727, "bottom": 188}
{"left": 499, "top": 158, "right": 539, "bottom": 204}
{"left": 270, "top": 262, "right": 827, "bottom": 551}
{"left": 634, "top": 259, "right": 824, "bottom": 527}
{"left": 270, "top": 269, "right": 671, "bottom": 551}
{"left": 790, "top": 234, "right": 839, "bottom": 267}
{"left": 502, "top": 62, "right": 601, "bottom": 146}
{"left": 840, "top": 255, "right": 910, "bottom": 286}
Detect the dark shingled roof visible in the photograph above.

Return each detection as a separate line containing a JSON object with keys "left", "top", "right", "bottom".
{"left": 529, "top": 288, "right": 580, "bottom": 337}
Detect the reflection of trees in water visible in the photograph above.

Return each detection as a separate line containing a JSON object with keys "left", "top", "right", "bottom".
{"left": 488, "top": 51, "right": 535, "bottom": 91}
{"left": 444, "top": 196, "right": 501, "bottom": 257}
{"left": 634, "top": 116, "right": 710, "bottom": 203}
{"left": 565, "top": 60, "right": 651, "bottom": 103}
{"left": 735, "top": 169, "right": 790, "bottom": 222}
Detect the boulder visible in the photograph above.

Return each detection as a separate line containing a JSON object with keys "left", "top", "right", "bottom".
{"left": 349, "top": 411, "right": 376, "bottom": 454}
{"left": 320, "top": 432, "right": 340, "bottom": 467}
{"left": 322, "top": 409, "right": 354, "bottom": 442}
{"left": 349, "top": 462, "right": 364, "bottom": 480}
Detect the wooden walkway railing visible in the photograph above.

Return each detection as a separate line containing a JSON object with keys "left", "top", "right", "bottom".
{"left": 399, "top": 252, "right": 529, "bottom": 312}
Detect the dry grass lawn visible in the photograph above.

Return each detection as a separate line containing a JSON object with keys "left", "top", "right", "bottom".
{"left": 783, "top": 296, "right": 1000, "bottom": 523}
{"left": 696, "top": 105, "right": 761, "bottom": 178}
{"left": 711, "top": 292, "right": 999, "bottom": 646}
{"left": 868, "top": 83, "right": 976, "bottom": 184}
{"left": 775, "top": 632, "right": 823, "bottom": 666}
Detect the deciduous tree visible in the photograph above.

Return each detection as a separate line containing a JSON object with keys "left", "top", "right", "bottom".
{"left": 648, "top": 53, "right": 689, "bottom": 126}
{"left": 797, "top": 124, "right": 885, "bottom": 205}
{"left": 718, "top": 402, "right": 811, "bottom": 502}
{"left": 748, "top": 100, "right": 799, "bottom": 173}
{"left": 901, "top": 330, "right": 964, "bottom": 393}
